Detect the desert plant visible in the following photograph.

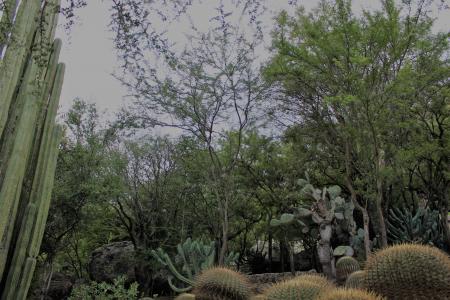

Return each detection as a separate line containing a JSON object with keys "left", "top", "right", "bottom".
{"left": 271, "top": 180, "right": 356, "bottom": 279}
{"left": 387, "top": 206, "right": 443, "bottom": 247}
{"left": 0, "top": 1, "right": 65, "bottom": 299}
{"left": 335, "top": 256, "right": 360, "bottom": 284}
{"left": 317, "top": 288, "right": 384, "bottom": 300}
{"left": 68, "top": 276, "right": 139, "bottom": 300}
{"left": 365, "top": 244, "right": 450, "bottom": 299}
{"left": 152, "top": 238, "right": 239, "bottom": 292}
{"left": 291, "top": 274, "right": 331, "bottom": 286}
{"left": 345, "top": 271, "right": 366, "bottom": 289}
{"left": 263, "top": 276, "right": 333, "bottom": 300}
{"left": 192, "top": 267, "right": 253, "bottom": 300}
{"left": 175, "top": 293, "right": 196, "bottom": 300}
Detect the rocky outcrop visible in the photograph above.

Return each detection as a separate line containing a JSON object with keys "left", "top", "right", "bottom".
{"left": 88, "top": 241, "right": 136, "bottom": 283}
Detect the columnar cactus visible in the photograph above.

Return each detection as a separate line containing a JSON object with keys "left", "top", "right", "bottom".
{"left": 365, "top": 244, "right": 450, "bottom": 299}
{"left": 0, "top": 1, "right": 65, "bottom": 299}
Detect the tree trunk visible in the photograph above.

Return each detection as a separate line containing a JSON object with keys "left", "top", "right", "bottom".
{"left": 362, "top": 209, "right": 371, "bottom": 257}
{"left": 317, "top": 223, "right": 335, "bottom": 280}
{"left": 440, "top": 206, "right": 450, "bottom": 251}
{"left": 280, "top": 240, "right": 285, "bottom": 273}
{"left": 268, "top": 230, "right": 273, "bottom": 272}
{"left": 284, "top": 237, "right": 295, "bottom": 275}
{"left": 345, "top": 139, "right": 371, "bottom": 258}
{"left": 218, "top": 195, "right": 229, "bottom": 265}
{"left": 376, "top": 149, "right": 388, "bottom": 247}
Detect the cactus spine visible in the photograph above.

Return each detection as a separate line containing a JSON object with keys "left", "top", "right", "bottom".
{"left": 345, "top": 271, "right": 366, "bottom": 289}
{"left": 192, "top": 267, "right": 253, "bottom": 300}
{"left": 0, "top": 1, "right": 65, "bottom": 299}
{"left": 365, "top": 244, "right": 450, "bottom": 299}
{"left": 317, "top": 288, "right": 385, "bottom": 300}
{"left": 263, "top": 275, "right": 334, "bottom": 300}
{"left": 335, "top": 256, "right": 360, "bottom": 284}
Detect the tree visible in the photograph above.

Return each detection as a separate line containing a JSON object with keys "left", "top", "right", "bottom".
{"left": 264, "top": 0, "right": 449, "bottom": 256}
{"left": 117, "top": 12, "right": 268, "bottom": 263}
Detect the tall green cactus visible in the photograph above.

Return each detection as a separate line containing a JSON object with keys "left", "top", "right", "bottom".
{"left": 0, "top": 1, "right": 65, "bottom": 299}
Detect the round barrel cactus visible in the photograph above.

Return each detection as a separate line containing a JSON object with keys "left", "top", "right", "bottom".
{"left": 193, "top": 267, "right": 253, "bottom": 300}
{"left": 336, "top": 256, "right": 360, "bottom": 284}
{"left": 175, "top": 293, "right": 196, "bottom": 300}
{"left": 345, "top": 271, "right": 366, "bottom": 289}
{"left": 365, "top": 244, "right": 450, "bottom": 299}
{"left": 263, "top": 276, "right": 333, "bottom": 300}
{"left": 317, "top": 288, "right": 384, "bottom": 300}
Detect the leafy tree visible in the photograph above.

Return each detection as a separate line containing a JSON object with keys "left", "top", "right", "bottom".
{"left": 265, "top": 0, "right": 450, "bottom": 255}
{"left": 117, "top": 13, "right": 268, "bottom": 263}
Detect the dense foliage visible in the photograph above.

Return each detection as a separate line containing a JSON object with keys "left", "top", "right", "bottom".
{"left": 1, "top": 0, "right": 447, "bottom": 299}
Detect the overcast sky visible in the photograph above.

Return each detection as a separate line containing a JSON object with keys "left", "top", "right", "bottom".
{"left": 55, "top": 0, "right": 450, "bottom": 118}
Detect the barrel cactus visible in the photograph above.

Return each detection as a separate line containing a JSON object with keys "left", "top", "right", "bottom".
{"left": 192, "top": 267, "right": 253, "bottom": 300}
{"left": 175, "top": 294, "right": 196, "bottom": 300}
{"left": 336, "top": 256, "right": 360, "bottom": 284}
{"left": 263, "top": 276, "right": 333, "bottom": 300}
{"left": 365, "top": 244, "right": 450, "bottom": 299}
{"left": 291, "top": 274, "right": 331, "bottom": 286}
{"left": 345, "top": 271, "right": 366, "bottom": 289}
{"left": 317, "top": 288, "right": 384, "bottom": 300}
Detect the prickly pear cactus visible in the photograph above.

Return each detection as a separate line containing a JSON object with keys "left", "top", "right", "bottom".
{"left": 365, "top": 244, "right": 450, "bottom": 299}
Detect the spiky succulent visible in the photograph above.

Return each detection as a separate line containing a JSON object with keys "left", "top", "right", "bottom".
{"left": 290, "top": 274, "right": 331, "bottom": 286}
{"left": 192, "top": 267, "right": 253, "bottom": 300}
{"left": 263, "top": 276, "right": 333, "bottom": 300}
{"left": 175, "top": 293, "right": 196, "bottom": 300}
{"left": 365, "top": 244, "right": 450, "bottom": 299}
{"left": 345, "top": 271, "right": 366, "bottom": 289}
{"left": 317, "top": 288, "right": 384, "bottom": 300}
{"left": 336, "top": 256, "right": 360, "bottom": 283}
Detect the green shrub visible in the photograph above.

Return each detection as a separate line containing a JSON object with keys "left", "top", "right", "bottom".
{"left": 68, "top": 276, "right": 139, "bottom": 300}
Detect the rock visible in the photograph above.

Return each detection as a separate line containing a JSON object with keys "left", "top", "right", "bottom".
{"left": 88, "top": 241, "right": 136, "bottom": 283}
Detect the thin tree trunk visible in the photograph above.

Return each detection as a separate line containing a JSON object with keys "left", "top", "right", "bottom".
{"left": 345, "top": 139, "right": 371, "bottom": 258}
{"left": 376, "top": 149, "right": 388, "bottom": 247}
{"left": 284, "top": 237, "right": 295, "bottom": 275}
{"left": 218, "top": 194, "right": 229, "bottom": 265}
{"left": 268, "top": 230, "right": 273, "bottom": 272}
{"left": 280, "top": 240, "right": 285, "bottom": 273}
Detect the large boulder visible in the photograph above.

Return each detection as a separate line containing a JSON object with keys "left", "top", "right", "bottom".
{"left": 88, "top": 241, "right": 136, "bottom": 283}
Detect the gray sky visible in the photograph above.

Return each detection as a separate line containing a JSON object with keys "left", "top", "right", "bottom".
{"left": 55, "top": 0, "right": 450, "bottom": 117}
